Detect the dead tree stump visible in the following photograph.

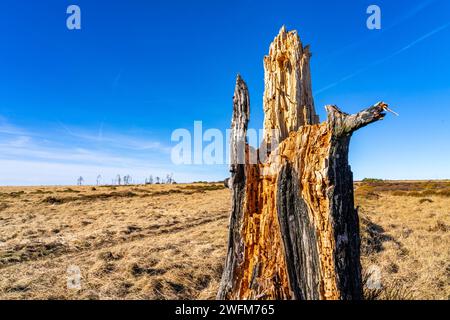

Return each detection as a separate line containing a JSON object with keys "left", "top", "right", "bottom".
{"left": 217, "top": 27, "right": 390, "bottom": 300}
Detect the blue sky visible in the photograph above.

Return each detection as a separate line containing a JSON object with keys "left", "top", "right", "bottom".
{"left": 0, "top": 0, "right": 449, "bottom": 185}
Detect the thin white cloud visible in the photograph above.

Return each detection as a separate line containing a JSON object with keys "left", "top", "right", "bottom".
{"left": 315, "top": 21, "right": 450, "bottom": 95}
{"left": 320, "top": 0, "right": 438, "bottom": 62}
{"left": 0, "top": 117, "right": 27, "bottom": 136}
{"left": 112, "top": 69, "right": 123, "bottom": 89}
{"left": 0, "top": 120, "right": 168, "bottom": 165}
{"left": 0, "top": 117, "right": 228, "bottom": 185}
{"left": 57, "top": 121, "right": 171, "bottom": 152}
{"left": 0, "top": 158, "right": 227, "bottom": 186}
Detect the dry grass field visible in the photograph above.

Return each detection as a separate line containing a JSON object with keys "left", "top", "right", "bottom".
{"left": 0, "top": 181, "right": 448, "bottom": 300}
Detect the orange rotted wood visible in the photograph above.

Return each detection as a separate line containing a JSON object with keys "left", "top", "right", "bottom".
{"left": 217, "top": 27, "right": 390, "bottom": 300}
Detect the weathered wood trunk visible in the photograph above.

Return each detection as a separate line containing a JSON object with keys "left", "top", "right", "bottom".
{"left": 217, "top": 27, "right": 390, "bottom": 300}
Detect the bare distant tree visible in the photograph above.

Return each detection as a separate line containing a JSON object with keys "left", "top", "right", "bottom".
{"left": 145, "top": 175, "right": 154, "bottom": 185}
{"left": 116, "top": 174, "right": 121, "bottom": 185}
{"left": 155, "top": 176, "right": 160, "bottom": 184}
{"left": 96, "top": 175, "right": 102, "bottom": 186}
{"left": 123, "top": 174, "right": 132, "bottom": 185}
{"left": 77, "top": 176, "right": 84, "bottom": 186}
{"left": 166, "top": 173, "right": 174, "bottom": 184}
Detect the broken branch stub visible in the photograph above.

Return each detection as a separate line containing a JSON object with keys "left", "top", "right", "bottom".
{"left": 218, "top": 27, "right": 390, "bottom": 300}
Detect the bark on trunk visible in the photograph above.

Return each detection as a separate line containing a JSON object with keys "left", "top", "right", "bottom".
{"left": 217, "top": 27, "right": 390, "bottom": 300}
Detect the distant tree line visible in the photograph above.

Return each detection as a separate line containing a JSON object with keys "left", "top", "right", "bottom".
{"left": 145, "top": 173, "right": 174, "bottom": 185}
{"left": 75, "top": 173, "right": 175, "bottom": 186}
